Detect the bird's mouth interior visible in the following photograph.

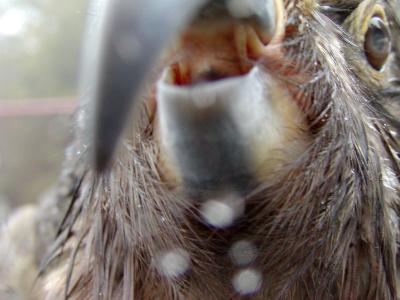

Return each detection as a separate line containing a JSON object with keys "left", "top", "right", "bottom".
{"left": 163, "top": 14, "right": 274, "bottom": 86}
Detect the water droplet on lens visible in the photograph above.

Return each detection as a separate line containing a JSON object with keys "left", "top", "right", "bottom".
{"left": 227, "top": 0, "right": 254, "bottom": 18}
{"left": 156, "top": 248, "right": 190, "bottom": 278}
{"left": 201, "top": 200, "right": 234, "bottom": 228}
{"left": 229, "top": 240, "right": 257, "bottom": 266}
{"left": 115, "top": 34, "right": 141, "bottom": 62}
{"left": 232, "top": 268, "right": 262, "bottom": 295}
{"left": 200, "top": 193, "right": 244, "bottom": 228}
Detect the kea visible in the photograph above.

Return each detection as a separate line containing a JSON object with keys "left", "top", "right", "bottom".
{"left": 1, "top": 0, "right": 400, "bottom": 299}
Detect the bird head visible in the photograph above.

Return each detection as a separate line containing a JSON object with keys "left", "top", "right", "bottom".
{"left": 52, "top": 0, "right": 400, "bottom": 297}
{"left": 87, "top": 0, "right": 399, "bottom": 205}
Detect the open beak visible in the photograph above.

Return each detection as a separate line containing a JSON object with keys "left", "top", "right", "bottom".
{"left": 89, "top": 0, "right": 307, "bottom": 202}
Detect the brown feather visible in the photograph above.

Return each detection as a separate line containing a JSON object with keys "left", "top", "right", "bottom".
{"left": 28, "top": 0, "right": 400, "bottom": 299}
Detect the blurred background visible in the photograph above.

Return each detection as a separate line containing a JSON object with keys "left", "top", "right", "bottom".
{"left": 0, "top": 0, "right": 89, "bottom": 220}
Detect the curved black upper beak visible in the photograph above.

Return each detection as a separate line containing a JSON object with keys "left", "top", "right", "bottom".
{"left": 91, "top": 0, "right": 206, "bottom": 172}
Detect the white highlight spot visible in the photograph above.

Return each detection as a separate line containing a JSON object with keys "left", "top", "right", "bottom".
{"left": 156, "top": 248, "right": 190, "bottom": 278}
{"left": 232, "top": 268, "right": 262, "bottom": 295}
{"left": 200, "top": 193, "right": 245, "bottom": 228}
{"left": 0, "top": 9, "right": 28, "bottom": 36}
{"left": 115, "top": 34, "right": 141, "bottom": 62}
{"left": 383, "top": 167, "right": 397, "bottom": 191}
{"left": 192, "top": 90, "right": 217, "bottom": 108}
{"left": 229, "top": 240, "right": 257, "bottom": 266}
{"left": 227, "top": 0, "right": 254, "bottom": 18}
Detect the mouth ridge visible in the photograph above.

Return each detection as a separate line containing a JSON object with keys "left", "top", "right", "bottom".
{"left": 164, "top": 21, "right": 268, "bottom": 87}
{"left": 159, "top": 64, "right": 263, "bottom": 97}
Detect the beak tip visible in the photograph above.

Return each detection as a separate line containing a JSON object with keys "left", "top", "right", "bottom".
{"left": 93, "top": 140, "right": 113, "bottom": 173}
{"left": 94, "top": 156, "right": 109, "bottom": 173}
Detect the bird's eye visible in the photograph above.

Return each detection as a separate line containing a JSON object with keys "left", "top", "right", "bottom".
{"left": 364, "top": 16, "right": 391, "bottom": 71}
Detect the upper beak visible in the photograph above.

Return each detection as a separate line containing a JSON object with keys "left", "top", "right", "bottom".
{"left": 90, "top": 0, "right": 206, "bottom": 172}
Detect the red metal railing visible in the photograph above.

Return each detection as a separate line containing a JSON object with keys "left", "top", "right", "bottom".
{"left": 0, "top": 98, "right": 77, "bottom": 117}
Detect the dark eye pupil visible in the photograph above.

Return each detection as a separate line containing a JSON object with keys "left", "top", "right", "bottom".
{"left": 370, "top": 28, "right": 388, "bottom": 52}
{"left": 364, "top": 17, "right": 391, "bottom": 70}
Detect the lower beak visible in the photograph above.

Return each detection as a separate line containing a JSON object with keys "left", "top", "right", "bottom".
{"left": 156, "top": 68, "right": 272, "bottom": 195}
{"left": 156, "top": 58, "right": 308, "bottom": 197}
